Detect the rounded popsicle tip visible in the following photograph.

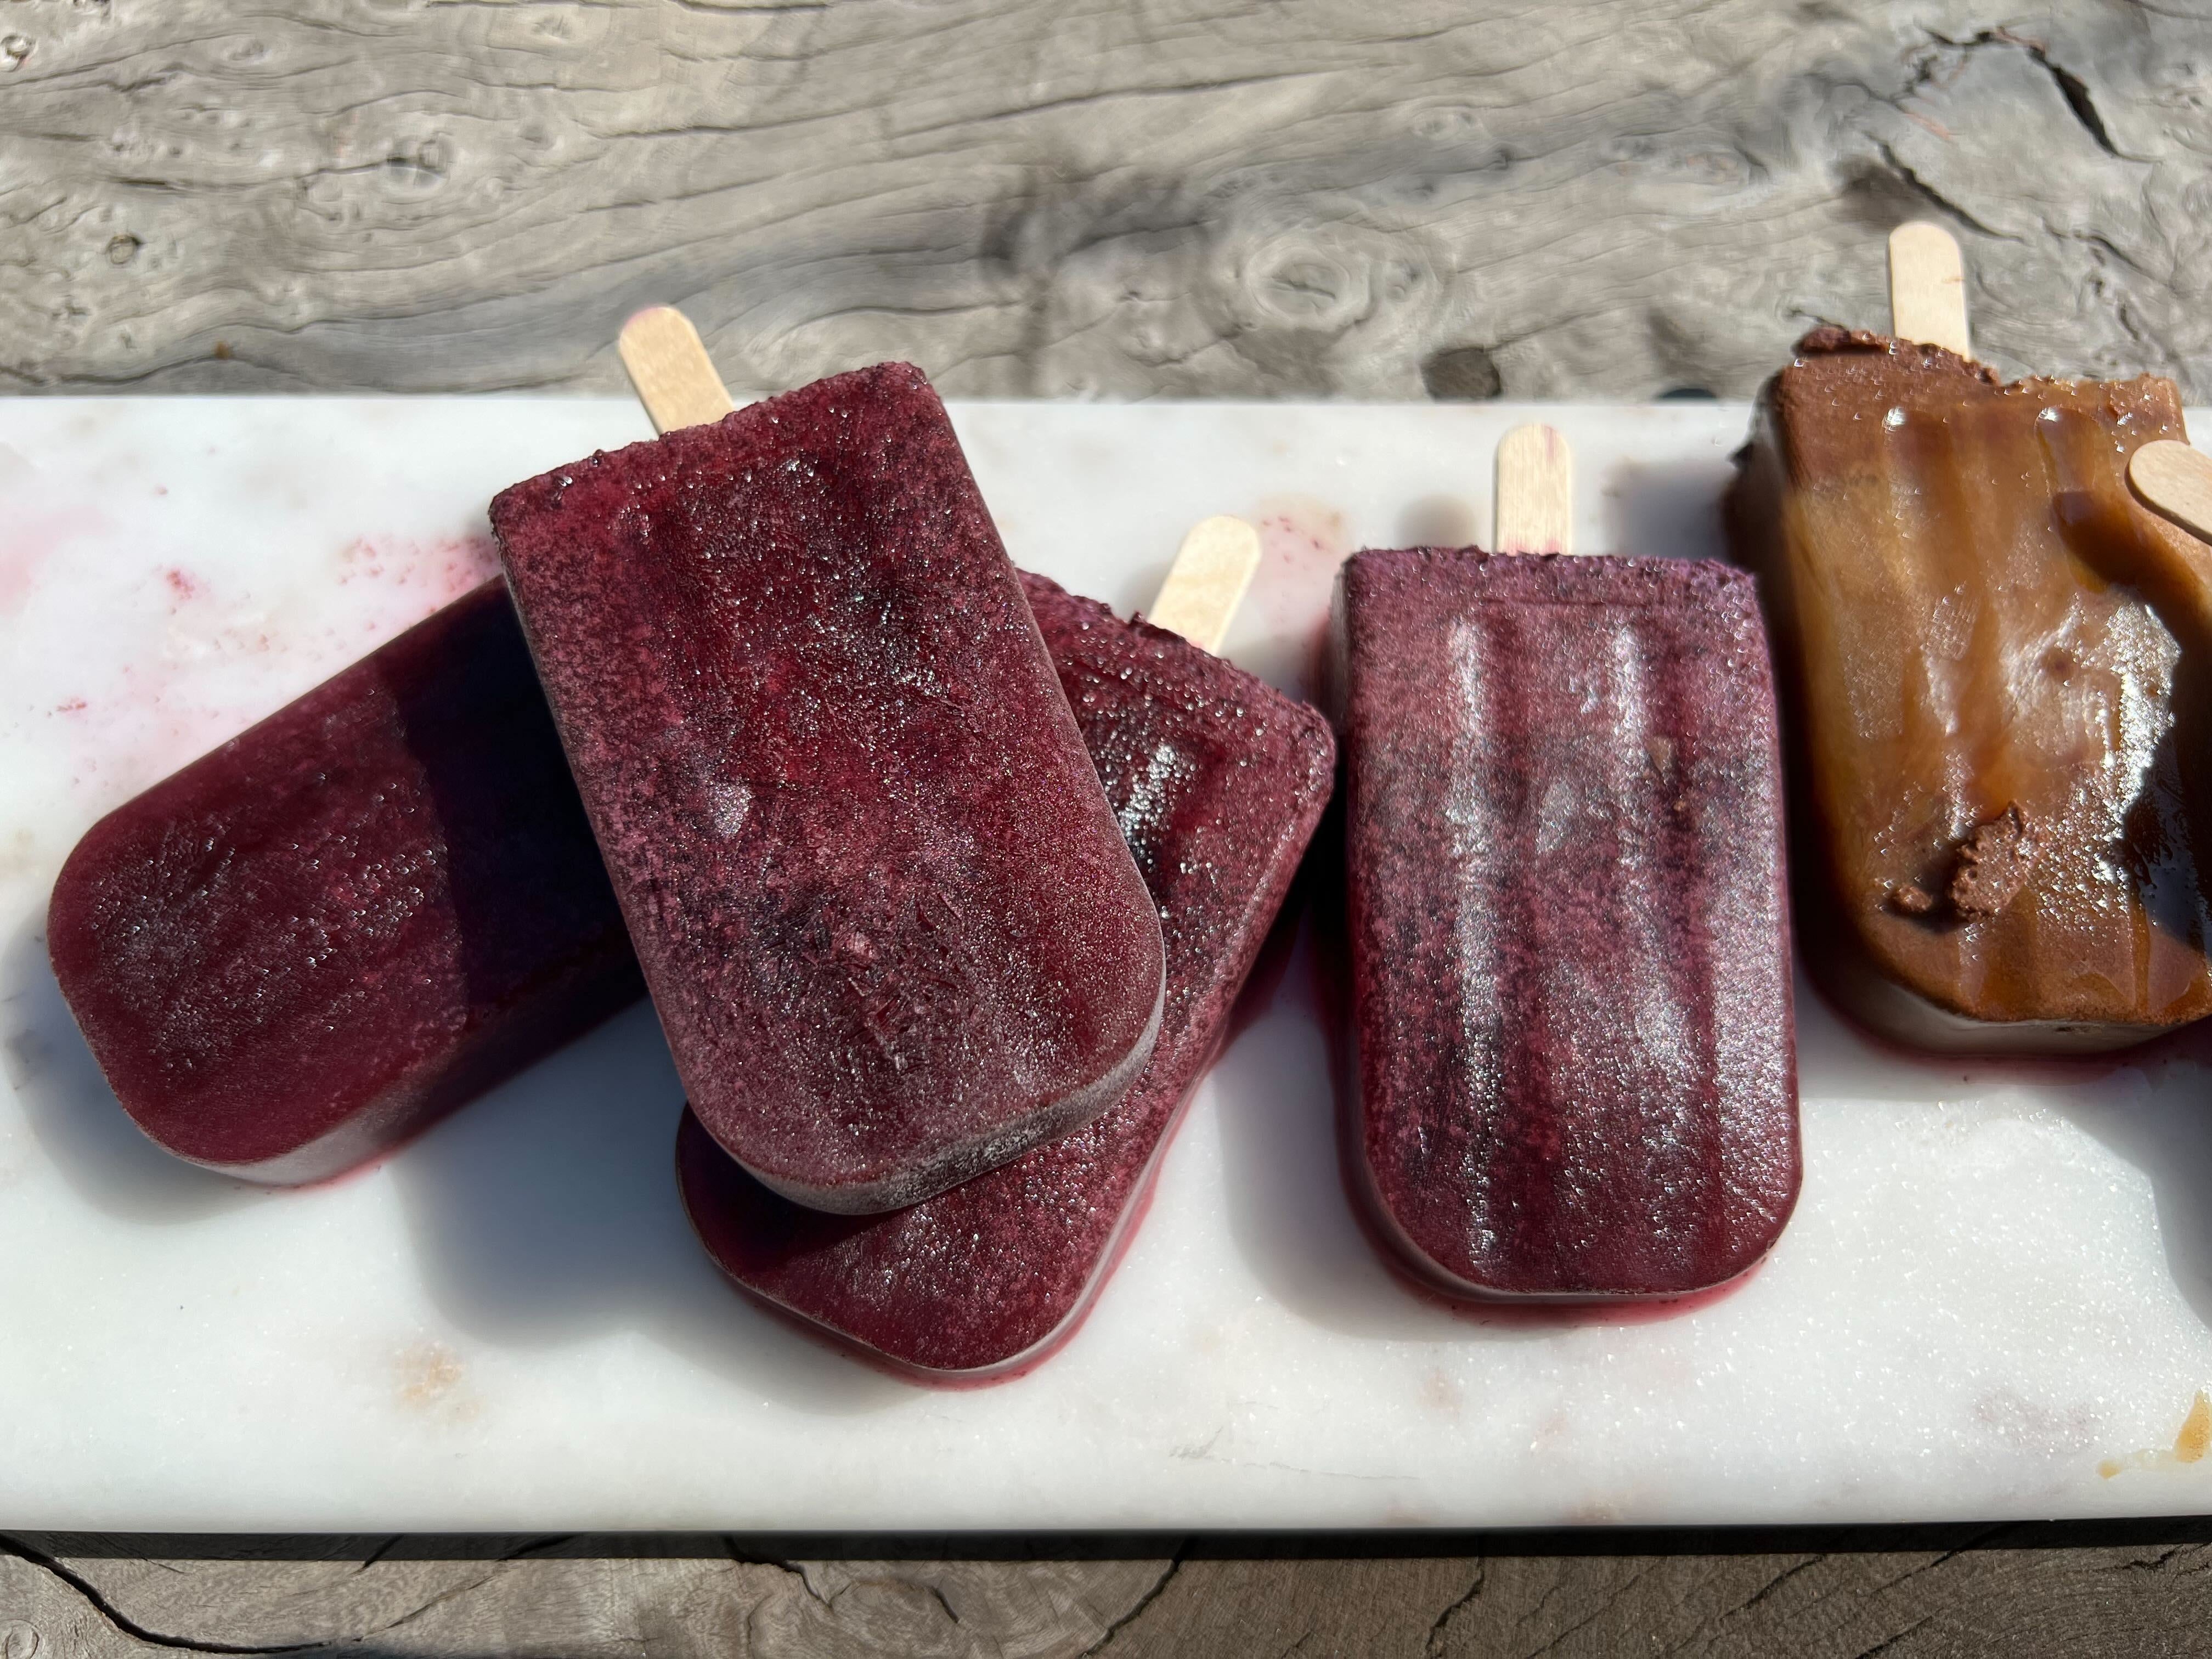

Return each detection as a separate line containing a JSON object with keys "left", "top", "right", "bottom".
{"left": 674, "top": 1105, "right": 1119, "bottom": 1384}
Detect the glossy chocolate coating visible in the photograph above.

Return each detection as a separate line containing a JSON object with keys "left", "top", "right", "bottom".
{"left": 1729, "top": 328, "right": 2212, "bottom": 1049}
{"left": 1336, "top": 549, "right": 1799, "bottom": 1301}
{"left": 48, "top": 583, "right": 642, "bottom": 1183}
{"left": 678, "top": 574, "right": 1335, "bottom": 1376}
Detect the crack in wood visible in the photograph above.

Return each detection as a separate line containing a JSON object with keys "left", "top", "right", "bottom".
{"left": 1076, "top": 1548, "right": 1187, "bottom": 1657}
{"left": 1853, "top": 1614, "right": 1938, "bottom": 1659}
{"left": 1927, "top": 26, "right": 2130, "bottom": 161}
{"left": 1717, "top": 1552, "right": 1824, "bottom": 1623}
{"left": 1424, "top": 1558, "right": 1485, "bottom": 1657}
{"left": 0, "top": 1536, "right": 319, "bottom": 1656}
{"left": 5, "top": 0, "right": 2208, "bottom": 397}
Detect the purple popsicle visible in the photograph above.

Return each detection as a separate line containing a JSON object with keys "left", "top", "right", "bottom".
{"left": 492, "top": 365, "right": 1167, "bottom": 1214}
{"left": 1335, "top": 548, "right": 1800, "bottom": 1301}
{"left": 47, "top": 582, "right": 641, "bottom": 1184}
{"left": 676, "top": 571, "right": 1335, "bottom": 1378}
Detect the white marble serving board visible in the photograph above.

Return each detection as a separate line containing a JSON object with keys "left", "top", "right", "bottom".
{"left": 5, "top": 396, "right": 2212, "bottom": 1532}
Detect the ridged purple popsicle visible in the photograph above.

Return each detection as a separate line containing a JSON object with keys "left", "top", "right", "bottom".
{"left": 1336, "top": 549, "right": 1799, "bottom": 1301}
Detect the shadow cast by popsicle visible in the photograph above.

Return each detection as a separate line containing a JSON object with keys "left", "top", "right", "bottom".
{"left": 1210, "top": 910, "right": 1470, "bottom": 1342}
{"left": 1111, "top": 557, "right": 1174, "bottom": 625}
{"left": 1, "top": 910, "right": 262, "bottom": 1224}
{"left": 2046, "top": 1033, "right": 2212, "bottom": 1336}
{"left": 1, "top": 900, "right": 906, "bottom": 1414}
{"left": 1204, "top": 796, "right": 1587, "bottom": 1353}
{"left": 382, "top": 1002, "right": 910, "bottom": 1417}
{"left": 1599, "top": 455, "right": 1736, "bottom": 562}
{"left": 1787, "top": 958, "right": 2147, "bottom": 1105}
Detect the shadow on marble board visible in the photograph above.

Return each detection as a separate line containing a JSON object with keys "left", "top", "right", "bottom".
{"left": 0, "top": 907, "right": 905, "bottom": 1414}
{"left": 1210, "top": 917, "right": 1483, "bottom": 1344}
{"left": 1114, "top": 558, "right": 1173, "bottom": 624}
{"left": 1598, "top": 456, "right": 1736, "bottom": 562}
{"left": 1214, "top": 819, "right": 1662, "bottom": 1345}
{"left": 0, "top": 912, "right": 262, "bottom": 1224}
{"left": 1393, "top": 495, "right": 1480, "bottom": 550}
{"left": 1210, "top": 861, "right": 1584, "bottom": 1348}
{"left": 383, "top": 1002, "right": 909, "bottom": 1416}
{"left": 2049, "top": 1046, "right": 2212, "bottom": 1336}
{"left": 1784, "top": 941, "right": 2212, "bottom": 1334}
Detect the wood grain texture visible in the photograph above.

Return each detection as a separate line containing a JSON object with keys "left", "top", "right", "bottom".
{"left": 4, "top": 1, "right": 2212, "bottom": 399}
{"left": 12, "top": 0, "right": 2212, "bottom": 1652}
{"left": 9, "top": 1531, "right": 2212, "bottom": 1655}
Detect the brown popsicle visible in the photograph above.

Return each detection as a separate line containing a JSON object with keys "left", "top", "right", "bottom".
{"left": 1729, "top": 224, "right": 2212, "bottom": 1050}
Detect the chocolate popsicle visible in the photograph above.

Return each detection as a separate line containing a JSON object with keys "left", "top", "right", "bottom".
{"left": 47, "top": 583, "right": 641, "bottom": 1183}
{"left": 1338, "top": 431, "right": 1799, "bottom": 1301}
{"left": 680, "top": 552, "right": 1333, "bottom": 1377}
{"left": 1729, "top": 324, "right": 2212, "bottom": 1050}
{"left": 492, "top": 364, "right": 1167, "bottom": 1214}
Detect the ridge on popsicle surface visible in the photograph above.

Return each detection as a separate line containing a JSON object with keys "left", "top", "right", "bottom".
{"left": 1335, "top": 543, "right": 1802, "bottom": 1302}
{"left": 492, "top": 362, "right": 1169, "bottom": 1215}
{"left": 679, "top": 571, "right": 1335, "bottom": 1378}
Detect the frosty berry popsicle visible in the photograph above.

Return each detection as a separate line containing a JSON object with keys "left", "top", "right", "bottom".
{"left": 681, "top": 545, "right": 1332, "bottom": 1376}
{"left": 1337, "top": 430, "right": 1799, "bottom": 1301}
{"left": 492, "top": 360, "right": 1166, "bottom": 1214}
{"left": 48, "top": 583, "right": 641, "bottom": 1183}
{"left": 41, "top": 314, "right": 721, "bottom": 1184}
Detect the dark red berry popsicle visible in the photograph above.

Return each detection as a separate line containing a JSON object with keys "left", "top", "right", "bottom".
{"left": 678, "top": 567, "right": 1334, "bottom": 1376}
{"left": 492, "top": 364, "right": 1167, "bottom": 1214}
{"left": 1336, "top": 536, "right": 1800, "bottom": 1301}
{"left": 48, "top": 582, "right": 642, "bottom": 1184}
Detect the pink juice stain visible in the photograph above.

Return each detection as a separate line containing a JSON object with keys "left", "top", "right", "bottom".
{"left": 1249, "top": 495, "right": 1351, "bottom": 699}
{"left": 0, "top": 505, "right": 117, "bottom": 617}
{"left": 60, "top": 531, "right": 503, "bottom": 815}
{"left": 337, "top": 533, "right": 500, "bottom": 605}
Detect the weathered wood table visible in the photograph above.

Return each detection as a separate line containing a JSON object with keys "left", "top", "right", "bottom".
{"left": 7, "top": 1, "right": 2212, "bottom": 1651}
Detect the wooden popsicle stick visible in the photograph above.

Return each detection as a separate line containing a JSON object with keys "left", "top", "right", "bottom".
{"left": 1888, "top": 222, "right": 1972, "bottom": 359}
{"left": 1147, "top": 515, "right": 1262, "bottom": 653}
{"left": 612, "top": 306, "right": 1263, "bottom": 654}
{"left": 618, "top": 306, "right": 737, "bottom": 433}
{"left": 1494, "top": 422, "right": 1572, "bottom": 555}
{"left": 2130, "top": 440, "right": 2212, "bottom": 544}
